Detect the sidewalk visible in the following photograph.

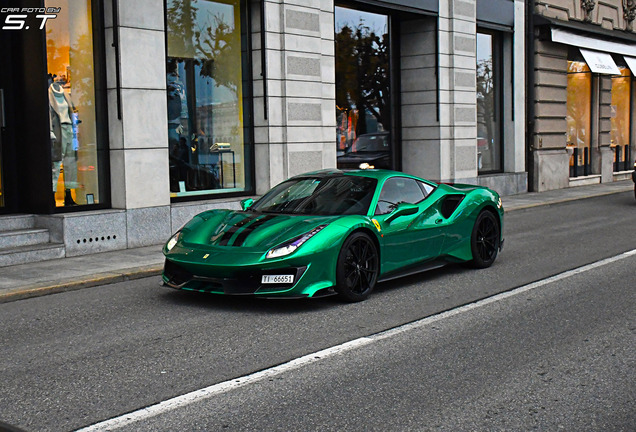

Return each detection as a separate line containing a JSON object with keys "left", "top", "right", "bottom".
{"left": 0, "top": 180, "right": 633, "bottom": 304}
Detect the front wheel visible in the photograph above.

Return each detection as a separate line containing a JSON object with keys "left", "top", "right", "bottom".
{"left": 335, "top": 232, "right": 379, "bottom": 302}
{"left": 469, "top": 210, "right": 500, "bottom": 268}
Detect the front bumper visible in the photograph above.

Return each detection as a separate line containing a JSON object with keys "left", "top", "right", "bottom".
{"left": 162, "top": 242, "right": 339, "bottom": 298}
{"left": 163, "top": 259, "right": 315, "bottom": 297}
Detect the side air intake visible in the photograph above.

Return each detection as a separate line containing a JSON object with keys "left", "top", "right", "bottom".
{"left": 440, "top": 195, "right": 465, "bottom": 219}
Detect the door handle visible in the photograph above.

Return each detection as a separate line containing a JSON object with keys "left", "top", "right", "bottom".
{"left": 435, "top": 218, "right": 443, "bottom": 224}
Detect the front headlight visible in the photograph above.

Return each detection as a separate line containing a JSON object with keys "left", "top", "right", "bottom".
{"left": 266, "top": 225, "right": 327, "bottom": 259}
{"left": 166, "top": 231, "right": 181, "bottom": 251}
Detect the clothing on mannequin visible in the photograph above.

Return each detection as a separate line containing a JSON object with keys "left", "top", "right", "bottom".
{"left": 49, "top": 81, "right": 79, "bottom": 205}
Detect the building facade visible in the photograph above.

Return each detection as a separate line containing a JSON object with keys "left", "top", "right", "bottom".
{"left": 0, "top": 0, "right": 525, "bottom": 264}
{"left": 529, "top": 0, "right": 636, "bottom": 191}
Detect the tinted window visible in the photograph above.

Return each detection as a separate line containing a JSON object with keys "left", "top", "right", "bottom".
{"left": 375, "top": 177, "right": 425, "bottom": 215}
{"left": 252, "top": 176, "right": 377, "bottom": 216}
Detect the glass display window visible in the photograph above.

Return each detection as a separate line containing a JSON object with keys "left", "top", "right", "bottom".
{"left": 476, "top": 30, "right": 502, "bottom": 174}
{"left": 335, "top": 6, "right": 392, "bottom": 170}
{"left": 45, "top": 0, "right": 103, "bottom": 208}
{"left": 566, "top": 59, "right": 592, "bottom": 177}
{"left": 166, "top": 0, "right": 251, "bottom": 198}
{"left": 610, "top": 67, "right": 632, "bottom": 171}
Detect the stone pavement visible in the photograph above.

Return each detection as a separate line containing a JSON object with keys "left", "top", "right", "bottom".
{"left": 0, "top": 180, "right": 633, "bottom": 304}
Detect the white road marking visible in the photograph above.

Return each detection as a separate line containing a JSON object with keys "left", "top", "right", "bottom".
{"left": 76, "top": 248, "right": 636, "bottom": 431}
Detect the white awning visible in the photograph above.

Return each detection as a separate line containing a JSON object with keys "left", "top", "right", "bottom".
{"left": 624, "top": 56, "right": 636, "bottom": 75}
{"left": 551, "top": 27, "right": 636, "bottom": 57}
{"left": 579, "top": 48, "right": 620, "bottom": 75}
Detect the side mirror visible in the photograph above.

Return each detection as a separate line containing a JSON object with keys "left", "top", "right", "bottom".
{"left": 240, "top": 198, "right": 254, "bottom": 211}
{"left": 385, "top": 202, "right": 418, "bottom": 224}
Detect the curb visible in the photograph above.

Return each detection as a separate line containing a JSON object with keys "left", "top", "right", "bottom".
{"left": 503, "top": 185, "right": 634, "bottom": 212}
{"left": 0, "top": 264, "right": 163, "bottom": 304}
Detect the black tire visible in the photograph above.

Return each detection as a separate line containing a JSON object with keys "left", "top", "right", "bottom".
{"left": 634, "top": 184, "right": 636, "bottom": 200}
{"left": 469, "top": 210, "right": 500, "bottom": 268}
{"left": 335, "top": 232, "right": 379, "bottom": 302}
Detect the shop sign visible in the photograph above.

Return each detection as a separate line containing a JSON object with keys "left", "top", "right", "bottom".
{"left": 579, "top": 49, "right": 621, "bottom": 75}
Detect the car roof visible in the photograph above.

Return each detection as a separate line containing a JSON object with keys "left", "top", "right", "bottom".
{"left": 291, "top": 168, "right": 437, "bottom": 185}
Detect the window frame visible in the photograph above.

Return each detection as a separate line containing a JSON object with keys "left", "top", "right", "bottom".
{"left": 164, "top": 0, "right": 255, "bottom": 203}
{"left": 476, "top": 28, "right": 504, "bottom": 175}
{"left": 334, "top": 2, "right": 402, "bottom": 171}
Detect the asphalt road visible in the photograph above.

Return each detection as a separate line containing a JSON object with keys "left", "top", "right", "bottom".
{"left": 0, "top": 192, "right": 635, "bottom": 431}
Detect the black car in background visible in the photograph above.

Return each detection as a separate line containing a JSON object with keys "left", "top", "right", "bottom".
{"left": 337, "top": 132, "right": 390, "bottom": 169}
{"left": 632, "top": 158, "right": 636, "bottom": 199}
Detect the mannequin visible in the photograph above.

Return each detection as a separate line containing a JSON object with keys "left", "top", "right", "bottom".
{"left": 49, "top": 80, "right": 78, "bottom": 206}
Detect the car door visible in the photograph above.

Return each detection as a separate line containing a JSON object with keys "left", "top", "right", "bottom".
{"left": 373, "top": 177, "right": 445, "bottom": 274}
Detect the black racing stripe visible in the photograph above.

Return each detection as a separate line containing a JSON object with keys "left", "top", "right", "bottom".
{"left": 232, "top": 214, "right": 277, "bottom": 247}
{"left": 218, "top": 214, "right": 260, "bottom": 246}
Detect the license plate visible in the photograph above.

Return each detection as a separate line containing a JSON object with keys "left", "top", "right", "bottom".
{"left": 261, "top": 274, "right": 294, "bottom": 284}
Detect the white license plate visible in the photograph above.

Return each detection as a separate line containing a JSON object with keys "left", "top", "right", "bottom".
{"left": 261, "top": 274, "right": 294, "bottom": 284}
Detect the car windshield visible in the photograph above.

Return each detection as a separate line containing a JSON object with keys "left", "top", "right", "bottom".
{"left": 251, "top": 176, "right": 377, "bottom": 216}
{"left": 347, "top": 133, "right": 389, "bottom": 154}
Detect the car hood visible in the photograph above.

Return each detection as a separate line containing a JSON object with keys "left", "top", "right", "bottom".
{"left": 180, "top": 209, "right": 338, "bottom": 250}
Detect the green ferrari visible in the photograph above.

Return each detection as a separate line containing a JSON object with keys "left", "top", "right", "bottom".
{"left": 162, "top": 169, "right": 504, "bottom": 301}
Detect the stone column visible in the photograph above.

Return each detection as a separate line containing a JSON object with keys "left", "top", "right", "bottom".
{"left": 400, "top": 18, "right": 440, "bottom": 179}
{"left": 254, "top": 0, "right": 336, "bottom": 194}
{"left": 531, "top": 39, "right": 569, "bottom": 191}
{"left": 105, "top": 0, "right": 171, "bottom": 247}
{"left": 438, "top": 0, "right": 478, "bottom": 182}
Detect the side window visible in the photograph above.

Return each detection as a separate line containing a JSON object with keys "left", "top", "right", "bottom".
{"left": 417, "top": 181, "right": 435, "bottom": 198}
{"left": 375, "top": 177, "right": 425, "bottom": 215}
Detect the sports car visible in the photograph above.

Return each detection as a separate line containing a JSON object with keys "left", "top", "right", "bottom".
{"left": 162, "top": 169, "right": 504, "bottom": 302}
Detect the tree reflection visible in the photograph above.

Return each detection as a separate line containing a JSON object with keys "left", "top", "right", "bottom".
{"left": 336, "top": 21, "right": 390, "bottom": 138}
{"left": 167, "top": 0, "right": 239, "bottom": 98}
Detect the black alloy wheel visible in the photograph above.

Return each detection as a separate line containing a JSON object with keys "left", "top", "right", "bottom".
{"left": 470, "top": 210, "right": 500, "bottom": 268}
{"left": 335, "top": 232, "right": 379, "bottom": 302}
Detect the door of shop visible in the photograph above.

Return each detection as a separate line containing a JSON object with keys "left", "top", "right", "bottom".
{"left": 0, "top": 29, "right": 19, "bottom": 214}
{"left": 0, "top": 23, "right": 54, "bottom": 215}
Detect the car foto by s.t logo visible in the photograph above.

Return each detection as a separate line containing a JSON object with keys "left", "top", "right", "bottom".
{"left": 1, "top": 7, "right": 60, "bottom": 31}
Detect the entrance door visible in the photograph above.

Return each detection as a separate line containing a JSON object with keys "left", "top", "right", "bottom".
{"left": 0, "top": 29, "right": 18, "bottom": 213}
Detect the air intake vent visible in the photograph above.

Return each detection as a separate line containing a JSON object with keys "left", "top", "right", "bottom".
{"left": 440, "top": 195, "right": 465, "bottom": 219}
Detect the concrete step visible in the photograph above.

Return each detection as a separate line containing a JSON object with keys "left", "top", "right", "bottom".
{"left": 0, "top": 228, "right": 50, "bottom": 249}
{"left": 0, "top": 243, "right": 65, "bottom": 267}
{"left": 0, "top": 214, "right": 35, "bottom": 231}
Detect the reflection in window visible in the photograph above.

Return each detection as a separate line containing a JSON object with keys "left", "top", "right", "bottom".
{"left": 166, "top": 0, "right": 248, "bottom": 197}
{"left": 375, "top": 177, "right": 425, "bottom": 215}
{"left": 566, "top": 60, "right": 592, "bottom": 177}
{"left": 335, "top": 7, "right": 391, "bottom": 169}
{"left": 46, "top": 0, "right": 101, "bottom": 207}
{"left": 610, "top": 67, "right": 631, "bottom": 171}
{"left": 476, "top": 31, "right": 502, "bottom": 173}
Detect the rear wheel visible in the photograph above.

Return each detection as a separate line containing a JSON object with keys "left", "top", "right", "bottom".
{"left": 335, "top": 232, "right": 379, "bottom": 302}
{"left": 470, "top": 210, "right": 500, "bottom": 268}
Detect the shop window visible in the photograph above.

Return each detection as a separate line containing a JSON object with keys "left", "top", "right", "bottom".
{"left": 566, "top": 59, "right": 592, "bottom": 177}
{"left": 166, "top": 0, "right": 250, "bottom": 198}
{"left": 335, "top": 6, "right": 392, "bottom": 170}
{"left": 476, "top": 31, "right": 502, "bottom": 174}
{"left": 610, "top": 67, "right": 632, "bottom": 172}
{"left": 46, "top": 0, "right": 104, "bottom": 207}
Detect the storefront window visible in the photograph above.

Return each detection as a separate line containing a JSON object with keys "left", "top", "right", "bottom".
{"left": 335, "top": 6, "right": 392, "bottom": 170}
{"left": 566, "top": 60, "right": 592, "bottom": 177}
{"left": 476, "top": 31, "right": 502, "bottom": 173}
{"left": 46, "top": 0, "right": 102, "bottom": 207}
{"left": 610, "top": 67, "right": 631, "bottom": 171}
{"left": 166, "top": 0, "right": 249, "bottom": 198}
